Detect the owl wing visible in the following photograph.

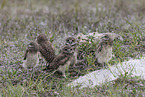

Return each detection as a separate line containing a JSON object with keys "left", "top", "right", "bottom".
{"left": 39, "top": 41, "right": 55, "bottom": 62}
{"left": 23, "top": 49, "right": 28, "bottom": 60}
{"left": 39, "top": 41, "right": 52, "bottom": 54}
{"left": 59, "top": 56, "right": 70, "bottom": 65}
{"left": 47, "top": 54, "right": 70, "bottom": 70}
{"left": 96, "top": 41, "right": 103, "bottom": 53}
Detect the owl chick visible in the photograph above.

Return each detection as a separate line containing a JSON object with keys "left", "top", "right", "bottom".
{"left": 46, "top": 45, "right": 74, "bottom": 78}
{"left": 95, "top": 34, "right": 117, "bottom": 67}
{"left": 37, "top": 34, "right": 55, "bottom": 65}
{"left": 22, "top": 41, "right": 39, "bottom": 71}
{"left": 95, "top": 33, "right": 123, "bottom": 65}
{"left": 65, "top": 37, "right": 78, "bottom": 66}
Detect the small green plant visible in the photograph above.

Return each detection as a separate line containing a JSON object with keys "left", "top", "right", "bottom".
{"left": 86, "top": 54, "right": 96, "bottom": 67}
{"left": 78, "top": 35, "right": 97, "bottom": 60}
{"left": 0, "top": 0, "right": 6, "bottom": 10}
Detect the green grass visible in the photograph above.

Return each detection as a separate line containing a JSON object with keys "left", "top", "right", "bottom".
{"left": 0, "top": 0, "right": 145, "bottom": 96}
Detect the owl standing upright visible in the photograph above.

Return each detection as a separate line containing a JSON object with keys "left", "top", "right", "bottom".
{"left": 37, "top": 34, "right": 55, "bottom": 65}
{"left": 22, "top": 41, "right": 39, "bottom": 72}
{"left": 65, "top": 37, "right": 78, "bottom": 67}
{"left": 46, "top": 45, "right": 74, "bottom": 78}
{"left": 95, "top": 33, "right": 123, "bottom": 66}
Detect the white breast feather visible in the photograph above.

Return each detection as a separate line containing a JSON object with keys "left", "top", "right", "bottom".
{"left": 96, "top": 46, "right": 112, "bottom": 64}
{"left": 23, "top": 52, "right": 39, "bottom": 69}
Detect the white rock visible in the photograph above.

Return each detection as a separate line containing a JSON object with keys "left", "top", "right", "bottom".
{"left": 68, "top": 57, "right": 145, "bottom": 89}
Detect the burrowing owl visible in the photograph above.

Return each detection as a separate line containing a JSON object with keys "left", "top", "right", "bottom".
{"left": 46, "top": 45, "right": 74, "bottom": 78}
{"left": 95, "top": 33, "right": 123, "bottom": 67}
{"left": 95, "top": 34, "right": 113, "bottom": 66}
{"left": 37, "top": 34, "right": 55, "bottom": 65}
{"left": 65, "top": 37, "right": 78, "bottom": 66}
{"left": 23, "top": 41, "right": 39, "bottom": 70}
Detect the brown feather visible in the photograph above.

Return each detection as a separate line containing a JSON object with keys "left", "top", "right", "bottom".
{"left": 23, "top": 49, "right": 28, "bottom": 60}
{"left": 47, "top": 54, "right": 70, "bottom": 71}
{"left": 46, "top": 45, "right": 74, "bottom": 77}
{"left": 65, "top": 37, "right": 78, "bottom": 66}
{"left": 37, "top": 34, "right": 55, "bottom": 63}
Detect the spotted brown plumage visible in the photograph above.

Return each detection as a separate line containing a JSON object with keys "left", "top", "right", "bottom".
{"left": 47, "top": 45, "right": 74, "bottom": 78}
{"left": 37, "top": 34, "right": 55, "bottom": 65}
{"left": 65, "top": 37, "right": 78, "bottom": 66}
